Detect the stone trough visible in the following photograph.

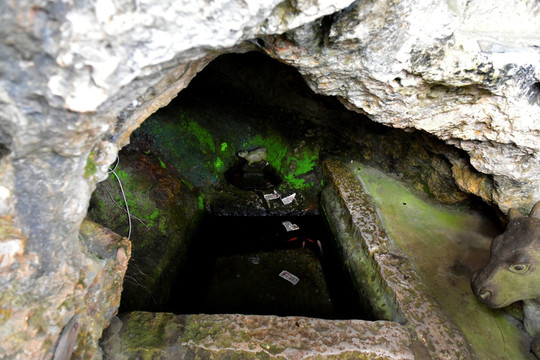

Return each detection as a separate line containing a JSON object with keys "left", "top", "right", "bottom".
{"left": 100, "top": 159, "right": 475, "bottom": 359}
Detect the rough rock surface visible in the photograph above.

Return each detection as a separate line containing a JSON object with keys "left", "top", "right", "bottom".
{"left": 0, "top": 0, "right": 538, "bottom": 358}
{"left": 259, "top": 0, "right": 540, "bottom": 212}
{"left": 0, "top": 218, "right": 130, "bottom": 359}
{"left": 101, "top": 312, "right": 418, "bottom": 360}
{"left": 321, "top": 160, "right": 474, "bottom": 358}
{"left": 87, "top": 149, "right": 201, "bottom": 313}
{"left": 100, "top": 159, "right": 476, "bottom": 359}
{"left": 0, "top": 1, "right": 354, "bottom": 358}
{"left": 137, "top": 51, "right": 476, "bottom": 208}
{"left": 69, "top": 219, "right": 131, "bottom": 359}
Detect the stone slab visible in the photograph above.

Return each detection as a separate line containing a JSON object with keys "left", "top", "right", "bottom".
{"left": 321, "top": 159, "right": 475, "bottom": 359}
{"left": 101, "top": 312, "right": 416, "bottom": 360}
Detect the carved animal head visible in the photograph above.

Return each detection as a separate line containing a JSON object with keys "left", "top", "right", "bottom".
{"left": 471, "top": 201, "right": 540, "bottom": 308}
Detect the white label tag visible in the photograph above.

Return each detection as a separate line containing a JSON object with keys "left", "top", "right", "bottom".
{"left": 281, "top": 193, "right": 296, "bottom": 205}
{"left": 264, "top": 191, "right": 280, "bottom": 201}
{"left": 282, "top": 221, "right": 299, "bottom": 232}
{"left": 279, "top": 270, "right": 299, "bottom": 285}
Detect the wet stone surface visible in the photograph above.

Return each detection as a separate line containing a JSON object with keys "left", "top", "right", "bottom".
{"left": 162, "top": 215, "right": 369, "bottom": 320}
{"left": 205, "top": 249, "right": 333, "bottom": 317}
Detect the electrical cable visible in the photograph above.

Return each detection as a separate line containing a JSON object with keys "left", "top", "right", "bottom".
{"left": 108, "top": 156, "right": 132, "bottom": 239}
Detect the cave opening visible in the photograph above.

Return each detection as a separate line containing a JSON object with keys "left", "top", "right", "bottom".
{"left": 88, "top": 50, "right": 501, "bottom": 322}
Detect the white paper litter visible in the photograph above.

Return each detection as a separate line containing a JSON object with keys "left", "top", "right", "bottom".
{"left": 279, "top": 270, "right": 299, "bottom": 285}
{"left": 282, "top": 221, "right": 299, "bottom": 232}
{"left": 281, "top": 193, "right": 296, "bottom": 205}
{"left": 264, "top": 190, "right": 280, "bottom": 201}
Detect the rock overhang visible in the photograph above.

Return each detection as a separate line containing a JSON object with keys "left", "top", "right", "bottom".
{"left": 1, "top": 0, "right": 539, "bottom": 358}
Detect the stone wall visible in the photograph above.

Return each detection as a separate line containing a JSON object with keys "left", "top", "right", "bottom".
{"left": 0, "top": 0, "right": 538, "bottom": 358}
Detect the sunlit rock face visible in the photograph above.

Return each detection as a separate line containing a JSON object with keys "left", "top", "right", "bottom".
{"left": 259, "top": 0, "right": 540, "bottom": 212}
{"left": 0, "top": 1, "right": 356, "bottom": 358}
{"left": 0, "top": 0, "right": 538, "bottom": 358}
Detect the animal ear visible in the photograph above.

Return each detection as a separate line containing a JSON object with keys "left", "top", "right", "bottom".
{"left": 508, "top": 208, "right": 522, "bottom": 221}
{"left": 530, "top": 201, "right": 540, "bottom": 219}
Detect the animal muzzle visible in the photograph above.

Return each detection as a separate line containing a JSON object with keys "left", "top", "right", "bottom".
{"left": 477, "top": 288, "right": 493, "bottom": 301}
{"left": 471, "top": 272, "right": 495, "bottom": 306}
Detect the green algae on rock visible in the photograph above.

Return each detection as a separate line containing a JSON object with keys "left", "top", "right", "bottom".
{"left": 101, "top": 312, "right": 418, "bottom": 359}
{"left": 321, "top": 159, "right": 475, "bottom": 359}
{"left": 87, "top": 151, "right": 203, "bottom": 312}
{"left": 84, "top": 152, "right": 98, "bottom": 179}
{"left": 353, "top": 163, "right": 533, "bottom": 360}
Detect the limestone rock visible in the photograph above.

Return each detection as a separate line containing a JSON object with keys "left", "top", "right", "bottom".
{"left": 260, "top": 0, "right": 540, "bottom": 213}
{"left": 0, "top": 1, "right": 355, "bottom": 358}
{"left": 36, "top": 0, "right": 354, "bottom": 113}
{"left": 0, "top": 218, "right": 130, "bottom": 359}
{"left": 101, "top": 312, "right": 418, "bottom": 359}
{"left": 73, "top": 219, "right": 131, "bottom": 359}
{"left": 1, "top": 0, "right": 539, "bottom": 357}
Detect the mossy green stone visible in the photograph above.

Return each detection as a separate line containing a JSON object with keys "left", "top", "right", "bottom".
{"left": 354, "top": 164, "right": 533, "bottom": 360}
{"left": 84, "top": 152, "right": 97, "bottom": 178}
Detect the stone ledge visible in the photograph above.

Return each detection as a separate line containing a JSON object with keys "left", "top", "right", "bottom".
{"left": 101, "top": 312, "right": 416, "bottom": 359}
{"left": 321, "top": 159, "right": 475, "bottom": 359}
{"left": 100, "top": 159, "right": 476, "bottom": 359}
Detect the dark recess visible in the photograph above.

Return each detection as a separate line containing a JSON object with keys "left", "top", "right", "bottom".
{"left": 163, "top": 213, "right": 372, "bottom": 320}
{"left": 0, "top": 143, "right": 8, "bottom": 158}
{"left": 528, "top": 82, "right": 540, "bottom": 105}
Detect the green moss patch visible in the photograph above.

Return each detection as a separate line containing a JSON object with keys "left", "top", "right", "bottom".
{"left": 88, "top": 152, "right": 203, "bottom": 312}
{"left": 242, "top": 134, "right": 319, "bottom": 190}
{"left": 353, "top": 163, "right": 533, "bottom": 360}
{"left": 121, "top": 312, "right": 173, "bottom": 350}
{"left": 84, "top": 152, "right": 97, "bottom": 178}
{"left": 137, "top": 107, "right": 322, "bottom": 195}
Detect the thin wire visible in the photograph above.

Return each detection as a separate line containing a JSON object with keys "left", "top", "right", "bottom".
{"left": 108, "top": 156, "right": 132, "bottom": 239}
{"left": 109, "top": 156, "right": 119, "bottom": 172}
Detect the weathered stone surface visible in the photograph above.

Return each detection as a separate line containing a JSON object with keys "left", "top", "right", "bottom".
{"left": 354, "top": 163, "right": 533, "bottom": 359}
{"left": 101, "top": 312, "right": 417, "bottom": 359}
{"left": 321, "top": 159, "right": 475, "bottom": 359}
{"left": 0, "top": 1, "right": 355, "bottom": 357}
{"left": 46, "top": 0, "right": 355, "bottom": 113}
{"left": 87, "top": 149, "right": 201, "bottom": 312}
{"left": 72, "top": 219, "right": 131, "bottom": 359}
{"left": 259, "top": 0, "right": 540, "bottom": 213}
{"left": 0, "top": 218, "right": 130, "bottom": 360}
{"left": 99, "top": 159, "right": 479, "bottom": 359}
{"left": 0, "top": 0, "right": 539, "bottom": 357}
{"left": 137, "top": 51, "right": 476, "bottom": 215}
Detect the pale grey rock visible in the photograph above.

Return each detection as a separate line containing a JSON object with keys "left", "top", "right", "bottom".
{"left": 262, "top": 0, "right": 540, "bottom": 212}
{"left": 46, "top": 0, "right": 356, "bottom": 112}
{"left": 259, "top": 0, "right": 356, "bottom": 35}
{"left": 1, "top": 0, "right": 540, "bottom": 358}
{"left": 0, "top": 1, "right": 357, "bottom": 358}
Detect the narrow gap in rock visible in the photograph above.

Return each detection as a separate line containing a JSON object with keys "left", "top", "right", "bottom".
{"left": 529, "top": 81, "right": 540, "bottom": 105}
{"left": 224, "top": 156, "right": 282, "bottom": 191}
{"left": 0, "top": 143, "right": 8, "bottom": 159}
